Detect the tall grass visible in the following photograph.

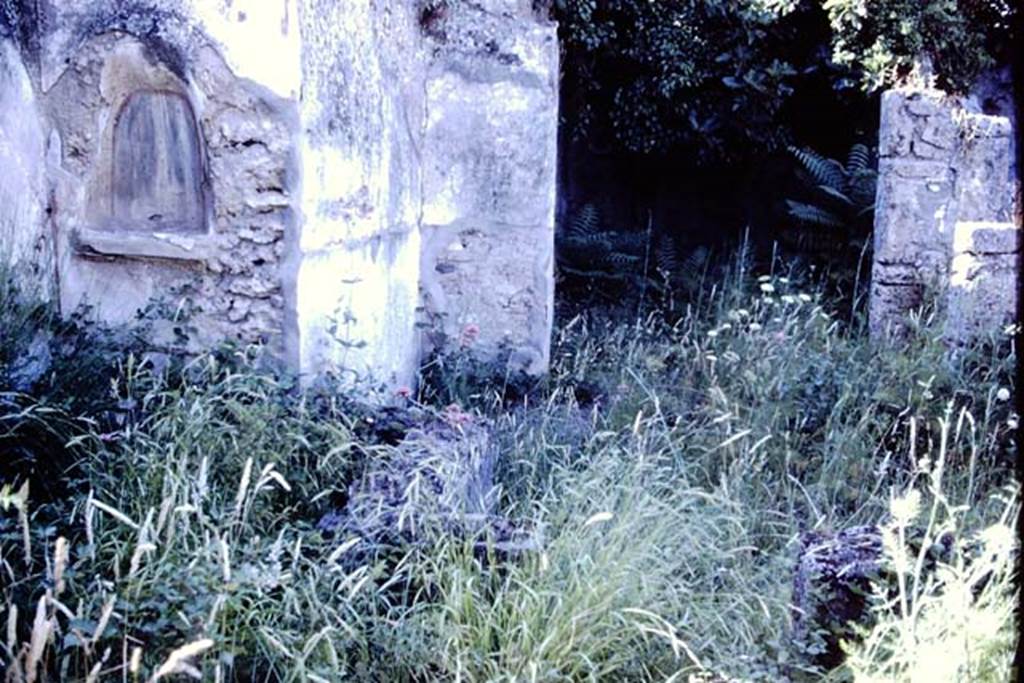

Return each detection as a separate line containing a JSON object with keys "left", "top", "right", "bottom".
{"left": 1, "top": 254, "right": 1017, "bottom": 681}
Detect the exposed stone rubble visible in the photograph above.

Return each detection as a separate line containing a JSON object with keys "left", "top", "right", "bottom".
{"left": 0, "top": 1, "right": 559, "bottom": 391}
{"left": 791, "top": 525, "right": 883, "bottom": 670}
{"left": 318, "top": 408, "right": 538, "bottom": 555}
{"left": 870, "top": 87, "right": 1019, "bottom": 342}
{"left": 791, "top": 524, "right": 957, "bottom": 672}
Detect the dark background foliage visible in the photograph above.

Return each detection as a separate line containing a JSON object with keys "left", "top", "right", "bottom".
{"left": 549, "top": 0, "right": 1016, "bottom": 311}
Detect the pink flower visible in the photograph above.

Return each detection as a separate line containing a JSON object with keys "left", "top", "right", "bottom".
{"left": 442, "top": 403, "right": 473, "bottom": 426}
{"left": 459, "top": 323, "right": 481, "bottom": 348}
{"left": 394, "top": 386, "right": 412, "bottom": 398}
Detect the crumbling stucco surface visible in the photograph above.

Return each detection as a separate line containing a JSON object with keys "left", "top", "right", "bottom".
{"left": 293, "top": 0, "right": 425, "bottom": 391}
{"left": 420, "top": 1, "right": 559, "bottom": 374}
{"left": 0, "top": 37, "right": 48, "bottom": 295}
{"left": 0, "top": 0, "right": 560, "bottom": 391}
{"left": 870, "top": 87, "right": 1019, "bottom": 343}
{"left": 42, "top": 26, "right": 298, "bottom": 355}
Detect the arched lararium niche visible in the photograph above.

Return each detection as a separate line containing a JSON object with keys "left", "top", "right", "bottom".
{"left": 109, "top": 89, "right": 206, "bottom": 233}
{"left": 55, "top": 37, "right": 218, "bottom": 261}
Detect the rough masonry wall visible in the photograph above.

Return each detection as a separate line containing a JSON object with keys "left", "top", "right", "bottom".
{"left": 294, "top": 0, "right": 425, "bottom": 392}
{"left": 6, "top": 1, "right": 302, "bottom": 356}
{"left": 0, "top": 35, "right": 49, "bottom": 297}
{"left": 2, "top": 0, "right": 561, "bottom": 389}
{"left": 870, "top": 87, "right": 1019, "bottom": 342}
{"left": 420, "top": 1, "right": 559, "bottom": 375}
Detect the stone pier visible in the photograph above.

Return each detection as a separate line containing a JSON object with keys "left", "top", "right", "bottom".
{"left": 870, "top": 87, "right": 1019, "bottom": 342}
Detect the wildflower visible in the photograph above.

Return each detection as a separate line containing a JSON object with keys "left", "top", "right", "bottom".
{"left": 980, "top": 524, "right": 1014, "bottom": 556}
{"left": 780, "top": 295, "right": 796, "bottom": 305}
{"left": 394, "top": 386, "right": 412, "bottom": 399}
{"left": 779, "top": 277, "right": 790, "bottom": 284}
{"left": 759, "top": 282, "right": 775, "bottom": 294}
{"left": 443, "top": 403, "right": 472, "bottom": 426}
{"left": 996, "top": 387, "right": 1010, "bottom": 402}
{"left": 757, "top": 275, "right": 772, "bottom": 282}
{"left": 1008, "top": 414, "right": 1019, "bottom": 430}
{"left": 748, "top": 323, "right": 762, "bottom": 332}
{"left": 707, "top": 330, "right": 719, "bottom": 338}
{"left": 798, "top": 293, "right": 812, "bottom": 303}
{"left": 890, "top": 489, "right": 921, "bottom": 526}
{"left": 459, "top": 323, "right": 481, "bottom": 348}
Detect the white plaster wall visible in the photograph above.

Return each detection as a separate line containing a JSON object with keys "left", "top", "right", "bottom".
{"left": 40, "top": 12, "right": 300, "bottom": 354}
{"left": 189, "top": 0, "right": 301, "bottom": 99}
{"left": 420, "top": 4, "right": 559, "bottom": 373}
{"left": 293, "top": 0, "right": 425, "bottom": 390}
{"left": 37, "top": 1, "right": 301, "bottom": 98}
{"left": 0, "top": 38, "right": 49, "bottom": 297}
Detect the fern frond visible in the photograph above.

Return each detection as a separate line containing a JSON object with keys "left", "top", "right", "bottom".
{"left": 816, "top": 185, "right": 855, "bottom": 206}
{"left": 610, "top": 232, "right": 648, "bottom": 253}
{"left": 789, "top": 146, "right": 845, "bottom": 192}
{"left": 846, "top": 143, "right": 871, "bottom": 173}
{"left": 680, "top": 245, "right": 709, "bottom": 273}
{"left": 655, "top": 236, "right": 678, "bottom": 275}
{"left": 569, "top": 203, "right": 601, "bottom": 239}
{"left": 786, "top": 200, "right": 844, "bottom": 228}
{"left": 605, "top": 252, "right": 642, "bottom": 269}
{"left": 847, "top": 173, "right": 878, "bottom": 208}
{"left": 677, "top": 245, "right": 710, "bottom": 292}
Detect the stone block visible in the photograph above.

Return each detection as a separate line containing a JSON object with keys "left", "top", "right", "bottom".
{"left": 945, "top": 221, "right": 1020, "bottom": 344}
{"left": 870, "top": 85, "right": 1018, "bottom": 342}
{"left": 420, "top": 3, "right": 558, "bottom": 373}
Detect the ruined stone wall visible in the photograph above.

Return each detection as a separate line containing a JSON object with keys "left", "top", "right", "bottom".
{"left": 293, "top": 0, "right": 425, "bottom": 392}
{"left": 0, "top": 34, "right": 49, "bottom": 296}
{"left": 870, "top": 87, "right": 1019, "bottom": 342}
{"left": 1, "top": 0, "right": 560, "bottom": 389}
{"left": 419, "top": 1, "right": 559, "bottom": 375}
{"left": 3, "top": 1, "right": 302, "bottom": 357}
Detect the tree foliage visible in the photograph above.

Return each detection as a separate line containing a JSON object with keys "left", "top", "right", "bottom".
{"left": 555, "top": 0, "right": 821, "bottom": 162}
{"left": 824, "top": 0, "right": 1017, "bottom": 93}
{"left": 554, "top": 1, "right": 1015, "bottom": 162}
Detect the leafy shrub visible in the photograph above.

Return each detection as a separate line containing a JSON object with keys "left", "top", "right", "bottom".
{"left": 824, "top": 0, "right": 1017, "bottom": 93}
{"left": 554, "top": 0, "right": 816, "bottom": 162}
